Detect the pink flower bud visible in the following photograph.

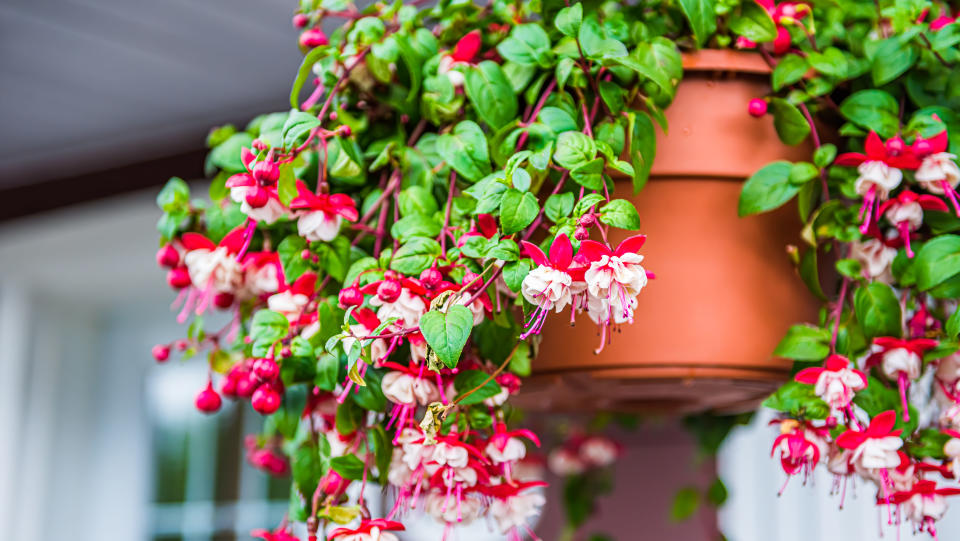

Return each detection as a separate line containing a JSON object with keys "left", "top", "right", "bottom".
{"left": 195, "top": 384, "right": 222, "bottom": 413}
{"left": 339, "top": 286, "right": 364, "bottom": 307}
{"left": 748, "top": 98, "right": 768, "bottom": 118}
{"left": 156, "top": 244, "right": 180, "bottom": 268}
{"left": 578, "top": 213, "right": 596, "bottom": 226}
{"left": 772, "top": 26, "right": 792, "bottom": 55}
{"left": 220, "top": 375, "right": 238, "bottom": 398}
{"left": 462, "top": 271, "right": 483, "bottom": 292}
{"left": 234, "top": 369, "right": 258, "bottom": 398}
{"left": 339, "top": 125, "right": 351, "bottom": 137}
{"left": 292, "top": 13, "right": 309, "bottom": 28}
{"left": 174, "top": 339, "right": 189, "bottom": 351}
{"left": 252, "top": 161, "right": 280, "bottom": 184}
{"left": 252, "top": 384, "right": 282, "bottom": 415}
{"left": 253, "top": 358, "right": 280, "bottom": 381}
{"left": 281, "top": 346, "right": 292, "bottom": 358}
{"left": 886, "top": 136, "right": 906, "bottom": 155}
{"left": 419, "top": 268, "right": 443, "bottom": 289}
{"left": 301, "top": 249, "right": 312, "bottom": 260}
{"left": 213, "top": 292, "right": 235, "bottom": 309}
{"left": 574, "top": 225, "right": 589, "bottom": 241}
{"left": 152, "top": 344, "right": 171, "bottom": 362}
{"left": 377, "top": 279, "right": 402, "bottom": 302}
{"left": 914, "top": 139, "right": 934, "bottom": 156}
{"left": 245, "top": 187, "right": 270, "bottom": 209}
{"left": 299, "top": 29, "right": 329, "bottom": 49}
{"left": 252, "top": 138, "right": 268, "bottom": 151}
{"left": 167, "top": 267, "right": 192, "bottom": 289}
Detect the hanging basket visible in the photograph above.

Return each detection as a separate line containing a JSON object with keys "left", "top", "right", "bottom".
{"left": 516, "top": 50, "right": 819, "bottom": 415}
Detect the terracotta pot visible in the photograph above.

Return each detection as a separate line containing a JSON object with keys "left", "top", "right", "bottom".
{"left": 515, "top": 50, "right": 818, "bottom": 415}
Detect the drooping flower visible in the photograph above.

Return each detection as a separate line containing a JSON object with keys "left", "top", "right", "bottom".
{"left": 362, "top": 274, "right": 428, "bottom": 329}
{"left": 835, "top": 410, "right": 903, "bottom": 470}
{"left": 879, "top": 190, "right": 949, "bottom": 257}
{"left": 943, "top": 429, "right": 960, "bottom": 479}
{"left": 771, "top": 419, "right": 827, "bottom": 480}
{"left": 179, "top": 227, "right": 248, "bottom": 319}
{"left": 267, "top": 272, "right": 318, "bottom": 324}
{"left": 481, "top": 481, "right": 548, "bottom": 538}
{"left": 484, "top": 422, "right": 541, "bottom": 465}
{"left": 438, "top": 30, "right": 482, "bottom": 87}
{"left": 913, "top": 131, "right": 960, "bottom": 215}
{"left": 519, "top": 234, "right": 586, "bottom": 338}
{"left": 889, "top": 480, "right": 960, "bottom": 537}
{"left": 251, "top": 526, "right": 300, "bottom": 541}
{"left": 795, "top": 354, "right": 868, "bottom": 411}
{"left": 848, "top": 236, "right": 898, "bottom": 283}
{"left": 865, "top": 337, "right": 939, "bottom": 421}
{"left": 225, "top": 154, "right": 288, "bottom": 225}
{"left": 835, "top": 131, "right": 922, "bottom": 232}
{"left": 579, "top": 435, "right": 621, "bottom": 467}
{"left": 328, "top": 519, "right": 405, "bottom": 541}
{"left": 289, "top": 180, "right": 359, "bottom": 242}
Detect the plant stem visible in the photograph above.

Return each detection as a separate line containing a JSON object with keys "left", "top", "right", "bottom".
{"left": 830, "top": 277, "right": 849, "bottom": 354}
{"left": 453, "top": 341, "right": 521, "bottom": 406}
{"left": 441, "top": 172, "right": 456, "bottom": 257}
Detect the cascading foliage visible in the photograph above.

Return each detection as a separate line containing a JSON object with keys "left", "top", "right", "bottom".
{"left": 151, "top": 0, "right": 960, "bottom": 538}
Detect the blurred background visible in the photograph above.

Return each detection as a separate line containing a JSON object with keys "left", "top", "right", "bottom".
{"left": 4, "top": 1, "right": 960, "bottom": 540}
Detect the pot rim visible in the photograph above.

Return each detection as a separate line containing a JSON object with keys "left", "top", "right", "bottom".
{"left": 681, "top": 49, "right": 771, "bottom": 75}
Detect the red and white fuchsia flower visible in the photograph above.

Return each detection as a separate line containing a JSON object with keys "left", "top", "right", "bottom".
{"left": 879, "top": 190, "right": 949, "bottom": 257}
{"left": 835, "top": 131, "right": 922, "bottom": 233}
{"left": 913, "top": 131, "right": 960, "bottom": 215}
{"left": 795, "top": 354, "right": 867, "bottom": 411}
{"left": 836, "top": 411, "right": 903, "bottom": 470}
{"left": 329, "top": 519, "right": 405, "bottom": 541}
{"left": 866, "top": 337, "right": 939, "bottom": 421}
{"left": 771, "top": 419, "right": 827, "bottom": 480}
{"left": 519, "top": 234, "right": 584, "bottom": 337}
{"left": 290, "top": 180, "right": 359, "bottom": 241}
{"left": 437, "top": 30, "right": 481, "bottom": 87}
{"left": 890, "top": 481, "right": 960, "bottom": 538}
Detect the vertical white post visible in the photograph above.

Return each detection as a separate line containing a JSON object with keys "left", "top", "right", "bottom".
{"left": 0, "top": 283, "right": 31, "bottom": 535}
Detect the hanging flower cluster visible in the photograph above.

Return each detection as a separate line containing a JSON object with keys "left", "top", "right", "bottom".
{"left": 731, "top": 0, "right": 960, "bottom": 536}
{"left": 149, "top": 1, "right": 679, "bottom": 539}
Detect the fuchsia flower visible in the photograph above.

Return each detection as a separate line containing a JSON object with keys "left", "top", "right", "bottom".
{"left": 889, "top": 480, "right": 960, "bottom": 538}
{"left": 329, "top": 519, "right": 405, "bottom": 541}
{"left": 835, "top": 410, "right": 903, "bottom": 470}
{"left": 735, "top": 0, "right": 811, "bottom": 55}
{"left": 913, "top": 131, "right": 960, "bottom": 215}
{"left": 835, "top": 131, "right": 922, "bottom": 233}
{"left": 361, "top": 273, "right": 428, "bottom": 329}
{"left": 179, "top": 227, "right": 248, "bottom": 318}
{"left": 267, "top": 272, "right": 318, "bottom": 324}
{"left": 879, "top": 190, "right": 950, "bottom": 257}
{"left": 244, "top": 435, "right": 289, "bottom": 476}
{"left": 848, "top": 235, "right": 898, "bottom": 283}
{"left": 485, "top": 422, "right": 541, "bottom": 466}
{"left": 225, "top": 151, "right": 288, "bottom": 225}
{"left": 289, "top": 181, "right": 359, "bottom": 242}
{"left": 479, "top": 481, "right": 548, "bottom": 539}
{"left": 438, "top": 30, "right": 482, "bottom": 87}
{"left": 576, "top": 236, "right": 650, "bottom": 352}
{"left": 943, "top": 430, "right": 960, "bottom": 479}
{"left": 519, "top": 234, "right": 586, "bottom": 338}
{"left": 865, "top": 337, "right": 939, "bottom": 422}
{"left": 771, "top": 419, "right": 827, "bottom": 479}
{"left": 251, "top": 526, "right": 300, "bottom": 541}
{"left": 795, "top": 354, "right": 867, "bottom": 410}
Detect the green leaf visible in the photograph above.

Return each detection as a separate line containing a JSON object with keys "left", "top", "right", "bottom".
{"left": 839, "top": 90, "right": 900, "bottom": 139}
{"left": 599, "top": 199, "right": 641, "bottom": 230}
{"left": 554, "top": 131, "right": 597, "bottom": 170}
{"left": 464, "top": 61, "right": 518, "bottom": 130}
{"left": 772, "top": 54, "right": 808, "bottom": 91}
{"left": 330, "top": 454, "right": 366, "bottom": 481}
{"left": 872, "top": 37, "right": 918, "bottom": 86}
{"left": 510, "top": 341, "right": 531, "bottom": 376}
{"left": 555, "top": 4, "right": 583, "bottom": 37}
{"left": 789, "top": 162, "right": 819, "bottom": 185}
{"left": 420, "top": 305, "right": 474, "bottom": 368}
{"left": 854, "top": 376, "right": 918, "bottom": 434}
{"left": 707, "top": 478, "right": 728, "bottom": 507}
{"left": 835, "top": 258, "right": 863, "bottom": 280}
{"left": 628, "top": 112, "right": 656, "bottom": 193}
{"left": 578, "top": 16, "right": 627, "bottom": 59}
{"left": 948, "top": 309, "right": 960, "bottom": 340}
{"left": 398, "top": 185, "right": 440, "bottom": 216}
{"left": 251, "top": 310, "right": 290, "bottom": 344}
{"left": 278, "top": 162, "right": 297, "bottom": 205}
{"left": 157, "top": 177, "right": 190, "bottom": 212}
{"left": 570, "top": 158, "right": 605, "bottom": 190}
{"left": 771, "top": 98, "right": 810, "bottom": 145}
{"left": 390, "top": 214, "right": 442, "bottom": 242}
{"left": 807, "top": 47, "right": 847, "bottom": 79}
{"left": 813, "top": 144, "right": 837, "bottom": 168}
{"left": 290, "top": 46, "right": 330, "bottom": 109}
{"left": 436, "top": 121, "right": 492, "bottom": 181}
{"left": 496, "top": 24, "right": 553, "bottom": 67}
{"left": 619, "top": 39, "right": 681, "bottom": 98}
{"left": 368, "top": 425, "right": 393, "bottom": 484}
{"left": 209, "top": 133, "right": 255, "bottom": 173}
{"left": 763, "top": 381, "right": 830, "bottom": 419}
{"left": 545, "top": 192, "right": 575, "bottom": 222}
{"left": 909, "top": 429, "right": 951, "bottom": 460}
{"left": 853, "top": 283, "right": 902, "bottom": 339}
{"left": 454, "top": 370, "right": 503, "bottom": 405}
{"left": 676, "top": 0, "right": 717, "bottom": 48}
{"left": 502, "top": 260, "right": 531, "bottom": 293}
{"left": 799, "top": 247, "right": 826, "bottom": 300}
{"left": 282, "top": 111, "right": 322, "bottom": 149}
{"left": 916, "top": 235, "right": 960, "bottom": 291}
{"left": 574, "top": 193, "right": 605, "bottom": 216}
{"left": 598, "top": 81, "right": 625, "bottom": 114}
{"left": 773, "top": 324, "right": 830, "bottom": 361}
{"left": 738, "top": 161, "right": 799, "bottom": 216}
{"left": 729, "top": 0, "right": 777, "bottom": 43}
{"left": 500, "top": 189, "right": 539, "bottom": 234}
{"left": 278, "top": 235, "right": 310, "bottom": 282}
{"left": 390, "top": 237, "right": 441, "bottom": 275}
{"left": 538, "top": 107, "right": 578, "bottom": 134}
{"left": 670, "top": 487, "right": 700, "bottom": 522}
{"left": 315, "top": 353, "right": 340, "bottom": 391}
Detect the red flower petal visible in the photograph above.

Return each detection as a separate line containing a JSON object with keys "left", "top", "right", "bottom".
{"left": 614, "top": 234, "right": 647, "bottom": 257}
{"left": 549, "top": 234, "right": 573, "bottom": 269}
